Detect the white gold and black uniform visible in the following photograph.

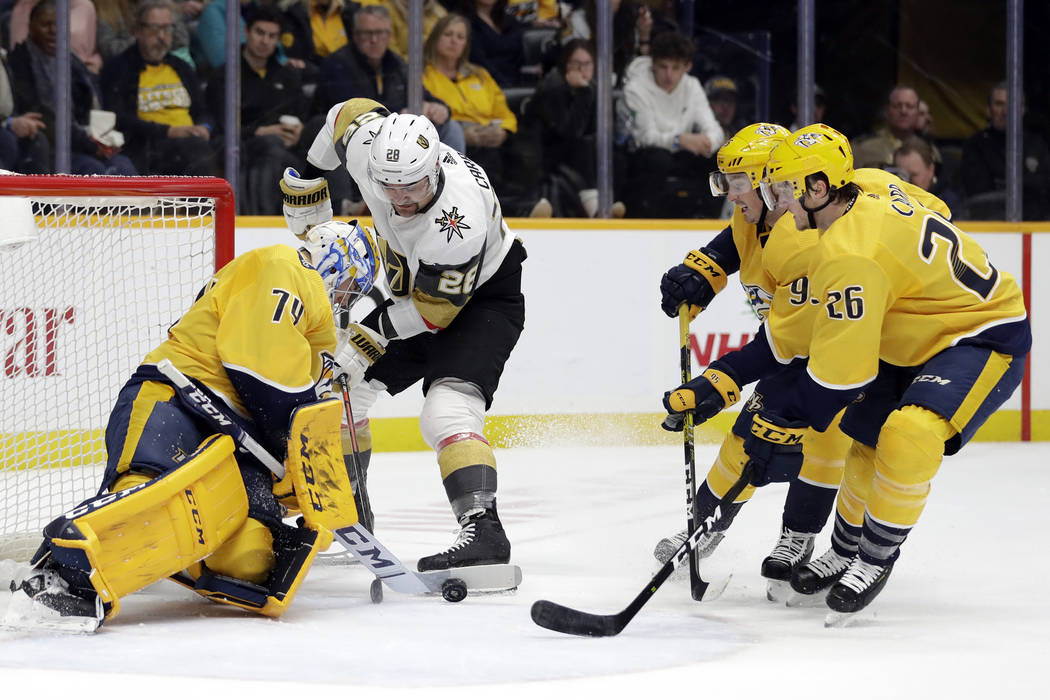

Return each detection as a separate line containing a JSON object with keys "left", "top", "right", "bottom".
{"left": 306, "top": 101, "right": 525, "bottom": 570}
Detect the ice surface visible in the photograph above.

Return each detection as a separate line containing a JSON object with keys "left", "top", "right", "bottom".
{"left": 1, "top": 441, "right": 1047, "bottom": 699}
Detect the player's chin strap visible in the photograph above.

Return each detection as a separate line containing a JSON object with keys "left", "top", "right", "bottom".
{"left": 799, "top": 190, "right": 834, "bottom": 230}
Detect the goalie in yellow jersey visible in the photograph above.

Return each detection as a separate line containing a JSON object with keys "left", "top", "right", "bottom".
{"left": 668, "top": 123, "right": 1030, "bottom": 618}
{"left": 4, "top": 221, "right": 380, "bottom": 633}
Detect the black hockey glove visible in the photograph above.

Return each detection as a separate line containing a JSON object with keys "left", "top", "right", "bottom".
{"left": 743, "top": 412, "right": 807, "bottom": 487}
{"left": 661, "top": 366, "right": 741, "bottom": 431}
{"left": 659, "top": 248, "right": 728, "bottom": 318}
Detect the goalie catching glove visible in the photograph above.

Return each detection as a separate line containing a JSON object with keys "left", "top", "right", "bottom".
{"left": 744, "top": 412, "right": 807, "bottom": 487}
{"left": 659, "top": 248, "right": 729, "bottom": 319}
{"left": 661, "top": 365, "right": 741, "bottom": 431}
{"left": 334, "top": 323, "right": 388, "bottom": 389}
{"left": 281, "top": 167, "right": 333, "bottom": 237}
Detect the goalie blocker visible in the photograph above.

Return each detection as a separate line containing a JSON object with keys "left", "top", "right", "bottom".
{"left": 3, "top": 399, "right": 354, "bottom": 632}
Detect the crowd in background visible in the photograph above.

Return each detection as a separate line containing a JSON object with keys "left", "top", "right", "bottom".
{"left": 0, "top": 0, "right": 1046, "bottom": 219}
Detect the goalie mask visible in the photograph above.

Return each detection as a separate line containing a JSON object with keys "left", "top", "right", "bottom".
{"left": 301, "top": 220, "right": 380, "bottom": 315}
{"left": 367, "top": 113, "right": 441, "bottom": 210}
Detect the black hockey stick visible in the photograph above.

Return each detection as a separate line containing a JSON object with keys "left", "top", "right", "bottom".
{"left": 677, "top": 305, "right": 709, "bottom": 602}
{"left": 340, "top": 381, "right": 374, "bottom": 532}
{"left": 530, "top": 463, "right": 753, "bottom": 638}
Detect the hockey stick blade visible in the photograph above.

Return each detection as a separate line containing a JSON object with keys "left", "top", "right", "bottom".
{"left": 530, "top": 466, "right": 753, "bottom": 638}
{"left": 530, "top": 599, "right": 625, "bottom": 637}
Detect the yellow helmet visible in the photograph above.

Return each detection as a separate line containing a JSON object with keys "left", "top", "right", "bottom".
{"left": 709, "top": 123, "right": 790, "bottom": 197}
{"left": 761, "top": 124, "right": 854, "bottom": 207}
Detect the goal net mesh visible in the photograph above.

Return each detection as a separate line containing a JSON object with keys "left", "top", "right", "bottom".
{"left": 0, "top": 182, "right": 227, "bottom": 562}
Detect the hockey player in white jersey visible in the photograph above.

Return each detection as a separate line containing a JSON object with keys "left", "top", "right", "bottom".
{"left": 282, "top": 99, "right": 525, "bottom": 572}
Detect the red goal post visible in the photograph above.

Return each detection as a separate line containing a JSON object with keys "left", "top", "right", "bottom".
{"left": 0, "top": 174, "right": 235, "bottom": 562}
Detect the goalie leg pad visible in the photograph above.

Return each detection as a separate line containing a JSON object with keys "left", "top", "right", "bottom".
{"left": 43, "top": 434, "right": 249, "bottom": 619}
{"left": 175, "top": 522, "right": 333, "bottom": 617}
{"left": 203, "top": 518, "right": 275, "bottom": 585}
{"left": 286, "top": 397, "right": 359, "bottom": 531}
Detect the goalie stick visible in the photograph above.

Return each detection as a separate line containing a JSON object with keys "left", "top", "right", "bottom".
{"left": 156, "top": 359, "right": 516, "bottom": 599}
{"left": 530, "top": 463, "right": 753, "bottom": 638}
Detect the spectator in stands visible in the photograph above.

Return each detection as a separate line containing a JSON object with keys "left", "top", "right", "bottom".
{"left": 423, "top": 12, "right": 548, "bottom": 216}
{"left": 9, "top": 0, "right": 102, "bottom": 74}
{"left": 359, "top": 0, "right": 445, "bottom": 60}
{"left": 622, "top": 31, "right": 722, "bottom": 218}
{"left": 315, "top": 3, "right": 465, "bottom": 152}
{"left": 788, "top": 84, "right": 826, "bottom": 131}
{"left": 507, "top": 0, "right": 561, "bottom": 28}
{"left": 563, "top": 0, "right": 655, "bottom": 85}
{"left": 206, "top": 5, "right": 304, "bottom": 214}
{"left": 9, "top": 0, "right": 136, "bottom": 175}
{"left": 960, "top": 81, "right": 1050, "bottom": 220}
{"left": 193, "top": 0, "right": 257, "bottom": 70}
{"left": 917, "top": 99, "right": 932, "bottom": 137}
{"left": 0, "top": 43, "right": 49, "bottom": 173}
{"left": 95, "top": 0, "right": 137, "bottom": 62}
{"left": 452, "top": 0, "right": 526, "bottom": 87}
{"left": 278, "top": 0, "right": 358, "bottom": 79}
{"left": 851, "top": 85, "right": 939, "bottom": 169}
{"left": 893, "top": 135, "right": 962, "bottom": 215}
{"left": 704, "top": 75, "right": 745, "bottom": 144}
{"left": 527, "top": 38, "right": 625, "bottom": 217}
{"left": 99, "top": 0, "right": 214, "bottom": 176}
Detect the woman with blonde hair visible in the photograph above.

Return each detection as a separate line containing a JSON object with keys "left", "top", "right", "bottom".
{"left": 423, "top": 13, "right": 545, "bottom": 215}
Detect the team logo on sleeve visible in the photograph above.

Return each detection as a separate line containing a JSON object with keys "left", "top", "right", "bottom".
{"left": 435, "top": 206, "right": 471, "bottom": 242}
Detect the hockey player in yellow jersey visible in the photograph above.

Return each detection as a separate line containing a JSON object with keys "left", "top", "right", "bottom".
{"left": 281, "top": 99, "right": 525, "bottom": 573}
{"left": 712, "top": 123, "right": 1028, "bottom": 617}
{"left": 4, "top": 221, "right": 380, "bottom": 632}
{"left": 656, "top": 124, "right": 953, "bottom": 600}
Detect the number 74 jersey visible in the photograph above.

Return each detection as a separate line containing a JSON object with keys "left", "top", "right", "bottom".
{"left": 805, "top": 190, "right": 1029, "bottom": 391}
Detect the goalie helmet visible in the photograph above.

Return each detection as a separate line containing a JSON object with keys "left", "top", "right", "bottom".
{"left": 301, "top": 220, "right": 380, "bottom": 315}
{"left": 367, "top": 113, "right": 441, "bottom": 208}
{"left": 759, "top": 123, "right": 854, "bottom": 210}
{"left": 709, "top": 123, "right": 790, "bottom": 197}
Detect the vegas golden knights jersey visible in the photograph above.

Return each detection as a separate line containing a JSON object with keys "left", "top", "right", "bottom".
{"left": 144, "top": 245, "right": 337, "bottom": 422}
{"left": 309, "top": 102, "right": 516, "bottom": 337}
{"left": 806, "top": 189, "right": 1027, "bottom": 390}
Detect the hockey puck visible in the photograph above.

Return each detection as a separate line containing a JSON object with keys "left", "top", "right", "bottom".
{"left": 370, "top": 578, "right": 383, "bottom": 604}
{"left": 441, "top": 577, "right": 468, "bottom": 603}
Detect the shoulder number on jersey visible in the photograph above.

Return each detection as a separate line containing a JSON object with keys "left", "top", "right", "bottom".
{"left": 788, "top": 277, "right": 810, "bottom": 305}
{"left": 271, "top": 288, "right": 305, "bottom": 324}
{"left": 825, "top": 285, "right": 865, "bottom": 320}
{"left": 919, "top": 214, "right": 1000, "bottom": 300}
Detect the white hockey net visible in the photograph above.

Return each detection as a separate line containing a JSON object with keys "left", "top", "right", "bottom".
{"left": 0, "top": 175, "right": 234, "bottom": 562}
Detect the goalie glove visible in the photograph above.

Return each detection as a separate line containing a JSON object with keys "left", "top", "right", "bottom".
{"left": 281, "top": 167, "right": 333, "bottom": 237}
{"left": 661, "top": 365, "right": 741, "bottom": 431}
{"left": 743, "top": 412, "right": 807, "bottom": 487}
{"left": 334, "top": 323, "right": 388, "bottom": 389}
{"left": 659, "top": 248, "right": 729, "bottom": 319}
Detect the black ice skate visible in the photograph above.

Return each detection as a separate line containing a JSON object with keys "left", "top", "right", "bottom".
{"left": 825, "top": 558, "right": 894, "bottom": 614}
{"left": 761, "top": 527, "right": 815, "bottom": 580}
{"left": 3, "top": 568, "right": 104, "bottom": 633}
{"left": 790, "top": 547, "right": 852, "bottom": 595}
{"left": 417, "top": 507, "right": 511, "bottom": 572}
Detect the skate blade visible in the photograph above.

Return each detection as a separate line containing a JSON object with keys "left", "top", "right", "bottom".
{"left": 765, "top": 579, "right": 793, "bottom": 603}
{"left": 785, "top": 590, "right": 829, "bottom": 608}
{"left": 2, "top": 592, "right": 102, "bottom": 634}
{"left": 417, "top": 564, "right": 522, "bottom": 593}
{"left": 824, "top": 608, "right": 876, "bottom": 628}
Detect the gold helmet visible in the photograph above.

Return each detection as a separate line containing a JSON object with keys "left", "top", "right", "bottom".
{"left": 709, "top": 123, "right": 790, "bottom": 197}
{"left": 759, "top": 123, "right": 854, "bottom": 209}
